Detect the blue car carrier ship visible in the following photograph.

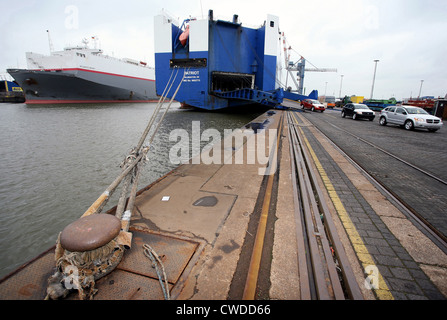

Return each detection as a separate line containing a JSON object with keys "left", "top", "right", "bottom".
{"left": 154, "top": 10, "right": 286, "bottom": 110}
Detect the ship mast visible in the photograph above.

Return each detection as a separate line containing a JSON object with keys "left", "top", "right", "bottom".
{"left": 46, "top": 30, "right": 54, "bottom": 54}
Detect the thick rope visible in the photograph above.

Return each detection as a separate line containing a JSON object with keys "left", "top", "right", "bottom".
{"left": 46, "top": 233, "right": 124, "bottom": 300}
{"left": 135, "top": 67, "right": 180, "bottom": 152}
{"left": 143, "top": 243, "right": 170, "bottom": 300}
{"left": 116, "top": 67, "right": 180, "bottom": 220}
{"left": 46, "top": 68, "right": 188, "bottom": 300}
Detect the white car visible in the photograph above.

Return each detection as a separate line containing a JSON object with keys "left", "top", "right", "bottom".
{"left": 379, "top": 105, "right": 443, "bottom": 132}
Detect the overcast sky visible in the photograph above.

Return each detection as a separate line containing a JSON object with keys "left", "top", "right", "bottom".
{"left": 1, "top": 0, "right": 446, "bottom": 100}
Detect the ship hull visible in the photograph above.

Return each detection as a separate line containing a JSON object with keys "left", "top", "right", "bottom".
{"left": 154, "top": 12, "right": 281, "bottom": 111}
{"left": 7, "top": 68, "right": 158, "bottom": 104}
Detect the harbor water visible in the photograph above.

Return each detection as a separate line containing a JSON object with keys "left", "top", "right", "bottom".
{"left": 0, "top": 102, "right": 263, "bottom": 279}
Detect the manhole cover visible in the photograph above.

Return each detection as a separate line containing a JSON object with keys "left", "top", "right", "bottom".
{"left": 117, "top": 228, "right": 199, "bottom": 284}
{"left": 193, "top": 196, "right": 218, "bottom": 207}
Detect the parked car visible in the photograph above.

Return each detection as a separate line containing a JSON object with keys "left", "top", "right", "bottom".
{"left": 341, "top": 103, "right": 375, "bottom": 121}
{"left": 379, "top": 105, "right": 443, "bottom": 132}
{"left": 301, "top": 99, "right": 325, "bottom": 112}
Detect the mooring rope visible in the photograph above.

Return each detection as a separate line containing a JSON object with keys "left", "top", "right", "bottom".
{"left": 116, "top": 67, "right": 188, "bottom": 220}
{"left": 143, "top": 243, "right": 170, "bottom": 300}
{"left": 135, "top": 67, "right": 180, "bottom": 152}
{"left": 115, "top": 67, "right": 180, "bottom": 220}
{"left": 46, "top": 67, "right": 188, "bottom": 300}
{"left": 79, "top": 67, "right": 184, "bottom": 219}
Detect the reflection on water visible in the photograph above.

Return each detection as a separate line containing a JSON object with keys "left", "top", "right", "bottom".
{"left": 0, "top": 102, "right": 264, "bottom": 278}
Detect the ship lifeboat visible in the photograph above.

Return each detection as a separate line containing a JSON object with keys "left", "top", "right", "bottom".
{"left": 179, "top": 25, "right": 190, "bottom": 46}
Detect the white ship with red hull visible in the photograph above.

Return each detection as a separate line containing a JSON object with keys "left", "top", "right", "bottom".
{"left": 8, "top": 39, "right": 157, "bottom": 104}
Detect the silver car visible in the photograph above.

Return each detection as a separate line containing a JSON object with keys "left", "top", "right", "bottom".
{"left": 379, "top": 105, "right": 443, "bottom": 132}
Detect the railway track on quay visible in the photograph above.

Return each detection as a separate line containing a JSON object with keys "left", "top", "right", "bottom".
{"left": 285, "top": 111, "right": 363, "bottom": 300}
{"left": 235, "top": 108, "right": 447, "bottom": 300}
{"left": 299, "top": 110, "right": 447, "bottom": 253}
{"left": 233, "top": 111, "right": 364, "bottom": 300}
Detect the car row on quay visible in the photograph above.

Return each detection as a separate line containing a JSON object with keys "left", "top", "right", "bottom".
{"left": 305, "top": 102, "right": 444, "bottom": 132}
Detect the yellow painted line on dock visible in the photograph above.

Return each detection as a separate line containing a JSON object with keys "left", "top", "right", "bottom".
{"left": 290, "top": 112, "right": 394, "bottom": 300}
{"left": 243, "top": 113, "right": 283, "bottom": 300}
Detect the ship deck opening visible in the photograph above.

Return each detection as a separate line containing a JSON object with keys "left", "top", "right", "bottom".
{"left": 211, "top": 71, "right": 255, "bottom": 93}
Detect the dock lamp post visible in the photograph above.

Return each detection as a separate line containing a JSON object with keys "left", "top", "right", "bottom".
{"left": 370, "top": 59, "right": 379, "bottom": 99}
{"left": 418, "top": 80, "right": 424, "bottom": 99}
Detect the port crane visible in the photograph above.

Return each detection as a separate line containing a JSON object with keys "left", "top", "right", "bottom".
{"left": 282, "top": 33, "right": 337, "bottom": 95}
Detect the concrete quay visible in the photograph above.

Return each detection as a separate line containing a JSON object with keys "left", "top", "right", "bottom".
{"left": 128, "top": 104, "right": 447, "bottom": 300}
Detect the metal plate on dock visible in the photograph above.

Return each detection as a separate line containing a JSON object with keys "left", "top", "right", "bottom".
{"left": 72, "top": 227, "right": 200, "bottom": 300}
{"left": 84, "top": 270, "right": 172, "bottom": 300}
{"left": 117, "top": 228, "right": 199, "bottom": 285}
{"left": 0, "top": 228, "right": 200, "bottom": 300}
{"left": 0, "top": 249, "right": 55, "bottom": 300}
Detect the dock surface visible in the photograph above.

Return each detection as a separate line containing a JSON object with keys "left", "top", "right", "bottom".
{"left": 1, "top": 101, "right": 446, "bottom": 301}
